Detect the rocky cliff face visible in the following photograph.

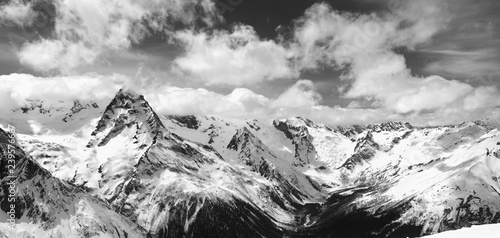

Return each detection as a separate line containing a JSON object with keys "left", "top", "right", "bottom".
{"left": 88, "top": 88, "right": 164, "bottom": 147}
{"left": 273, "top": 118, "right": 317, "bottom": 166}
{"left": 339, "top": 131, "right": 380, "bottom": 170}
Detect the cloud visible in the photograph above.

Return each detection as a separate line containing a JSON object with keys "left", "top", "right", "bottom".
{"left": 0, "top": 0, "right": 36, "bottom": 26}
{"left": 385, "top": 76, "right": 473, "bottom": 113}
{"left": 18, "top": 39, "right": 99, "bottom": 73}
{"left": 422, "top": 49, "right": 500, "bottom": 78}
{"left": 462, "top": 86, "right": 500, "bottom": 111}
{"left": 0, "top": 72, "right": 387, "bottom": 125}
{"left": 0, "top": 73, "right": 498, "bottom": 127}
{"left": 225, "top": 88, "right": 270, "bottom": 111}
{"left": 173, "top": 24, "right": 297, "bottom": 86}
{"left": 3, "top": 0, "right": 500, "bottom": 127}
{"left": 145, "top": 87, "right": 237, "bottom": 116}
{"left": 144, "top": 86, "right": 271, "bottom": 118}
{"left": 271, "top": 80, "right": 322, "bottom": 108}
{"left": 135, "top": 79, "right": 399, "bottom": 125}
{"left": 290, "top": 1, "right": 447, "bottom": 75}
{"left": 141, "top": 78, "right": 401, "bottom": 126}
{"left": 15, "top": 0, "right": 220, "bottom": 73}
{"left": 416, "top": 0, "right": 500, "bottom": 79}
{"left": 0, "top": 73, "right": 127, "bottom": 115}
{"left": 288, "top": 1, "right": 447, "bottom": 70}
{"left": 289, "top": 1, "right": 500, "bottom": 116}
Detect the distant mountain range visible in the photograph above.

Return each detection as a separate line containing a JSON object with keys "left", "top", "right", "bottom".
{"left": 1, "top": 88, "right": 500, "bottom": 238}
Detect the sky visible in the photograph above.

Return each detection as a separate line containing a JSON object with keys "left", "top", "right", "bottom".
{"left": 0, "top": 0, "right": 499, "bottom": 126}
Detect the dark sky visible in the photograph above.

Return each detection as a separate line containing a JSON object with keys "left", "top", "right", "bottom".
{"left": 221, "top": 0, "right": 388, "bottom": 39}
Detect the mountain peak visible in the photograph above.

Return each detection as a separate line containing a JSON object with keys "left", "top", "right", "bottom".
{"left": 227, "top": 127, "right": 256, "bottom": 151}
{"left": 115, "top": 87, "right": 143, "bottom": 100}
{"left": 87, "top": 88, "right": 164, "bottom": 147}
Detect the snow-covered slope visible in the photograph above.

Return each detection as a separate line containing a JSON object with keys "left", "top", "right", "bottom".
{"left": 164, "top": 116, "right": 328, "bottom": 204}
{"left": 421, "top": 223, "right": 500, "bottom": 238}
{"left": 164, "top": 114, "right": 500, "bottom": 237}
{"left": 0, "top": 99, "right": 103, "bottom": 135}
{"left": 0, "top": 127, "right": 146, "bottom": 238}
{"left": 296, "top": 120, "right": 500, "bottom": 237}
{"left": 2, "top": 88, "right": 500, "bottom": 237}
{"left": 49, "top": 89, "right": 295, "bottom": 237}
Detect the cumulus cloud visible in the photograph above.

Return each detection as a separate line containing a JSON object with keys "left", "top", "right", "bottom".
{"left": 144, "top": 86, "right": 270, "bottom": 118}
{"left": 0, "top": 0, "right": 36, "bottom": 26}
{"left": 15, "top": 0, "right": 219, "bottom": 73}
{"left": 0, "top": 73, "right": 498, "bottom": 127}
{"left": 18, "top": 39, "right": 99, "bottom": 73}
{"left": 2, "top": 0, "right": 500, "bottom": 127}
{"left": 140, "top": 79, "right": 396, "bottom": 125}
{"left": 225, "top": 88, "right": 270, "bottom": 111}
{"left": 0, "top": 72, "right": 384, "bottom": 125}
{"left": 0, "top": 73, "right": 127, "bottom": 114}
{"left": 289, "top": 1, "right": 500, "bottom": 116}
{"left": 173, "top": 25, "right": 297, "bottom": 86}
{"left": 271, "top": 80, "right": 322, "bottom": 108}
{"left": 462, "top": 86, "right": 500, "bottom": 111}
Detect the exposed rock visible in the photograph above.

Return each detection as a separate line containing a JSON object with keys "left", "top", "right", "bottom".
{"left": 166, "top": 115, "right": 200, "bottom": 129}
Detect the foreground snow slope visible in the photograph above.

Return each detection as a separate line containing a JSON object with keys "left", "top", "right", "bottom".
{"left": 421, "top": 223, "right": 500, "bottom": 238}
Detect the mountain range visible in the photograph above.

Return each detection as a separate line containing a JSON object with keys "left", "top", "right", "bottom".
{"left": 1, "top": 88, "right": 500, "bottom": 238}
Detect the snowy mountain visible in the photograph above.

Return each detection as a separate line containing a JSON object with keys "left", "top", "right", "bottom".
{"left": 1, "top": 88, "right": 500, "bottom": 237}
{"left": 0, "top": 127, "right": 146, "bottom": 238}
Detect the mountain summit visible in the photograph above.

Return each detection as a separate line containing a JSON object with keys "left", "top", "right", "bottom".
{"left": 88, "top": 88, "right": 164, "bottom": 147}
